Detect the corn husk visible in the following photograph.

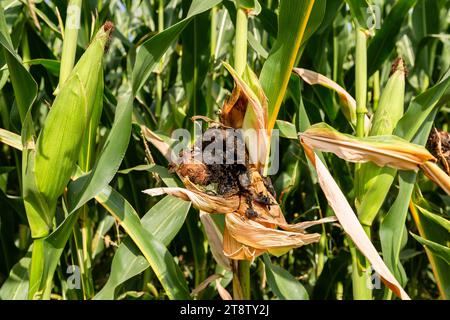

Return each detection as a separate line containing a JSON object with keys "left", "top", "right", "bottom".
{"left": 369, "top": 58, "right": 406, "bottom": 136}
{"left": 142, "top": 186, "right": 239, "bottom": 214}
{"left": 357, "top": 58, "right": 407, "bottom": 217}
{"left": 225, "top": 213, "right": 321, "bottom": 256}
{"left": 222, "top": 62, "right": 269, "bottom": 171}
{"left": 223, "top": 225, "right": 265, "bottom": 261}
{"left": 25, "top": 23, "right": 112, "bottom": 237}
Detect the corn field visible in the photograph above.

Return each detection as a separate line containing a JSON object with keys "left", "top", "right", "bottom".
{"left": 0, "top": 0, "right": 449, "bottom": 301}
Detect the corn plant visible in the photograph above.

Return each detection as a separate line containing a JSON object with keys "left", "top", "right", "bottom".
{"left": 0, "top": 0, "right": 449, "bottom": 301}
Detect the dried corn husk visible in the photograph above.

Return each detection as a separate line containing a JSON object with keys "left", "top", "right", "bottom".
{"left": 222, "top": 62, "right": 269, "bottom": 170}
{"left": 300, "top": 122, "right": 436, "bottom": 171}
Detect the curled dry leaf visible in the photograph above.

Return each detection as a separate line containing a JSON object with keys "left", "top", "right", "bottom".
{"left": 420, "top": 161, "right": 450, "bottom": 195}
{"left": 141, "top": 125, "right": 173, "bottom": 160}
{"left": 293, "top": 68, "right": 370, "bottom": 132}
{"left": 216, "top": 279, "right": 232, "bottom": 300}
{"left": 301, "top": 143, "right": 410, "bottom": 300}
{"left": 255, "top": 215, "right": 338, "bottom": 233}
{"left": 190, "top": 274, "right": 223, "bottom": 297}
{"left": 300, "top": 123, "right": 436, "bottom": 171}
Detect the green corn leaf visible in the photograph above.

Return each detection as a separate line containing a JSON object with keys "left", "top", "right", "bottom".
{"left": 263, "top": 254, "right": 309, "bottom": 300}
{"left": 410, "top": 233, "right": 450, "bottom": 265}
{"left": 94, "top": 195, "right": 190, "bottom": 299}
{"left": 0, "top": 248, "right": 31, "bottom": 300}
{"left": 182, "top": 10, "right": 210, "bottom": 118}
{"left": 395, "top": 69, "right": 450, "bottom": 141}
{"left": 275, "top": 120, "right": 297, "bottom": 140}
{"left": 259, "top": 0, "right": 315, "bottom": 133}
{"left": 0, "top": 5, "right": 49, "bottom": 239}
{"left": 93, "top": 237, "right": 148, "bottom": 300}
{"left": 378, "top": 100, "right": 442, "bottom": 300}
{"left": 234, "top": 0, "right": 261, "bottom": 13}
{"left": 132, "top": 0, "right": 221, "bottom": 94}
{"left": 416, "top": 205, "right": 450, "bottom": 233}
{"left": 96, "top": 187, "right": 191, "bottom": 300}
{"left": 345, "top": 0, "right": 372, "bottom": 30}
{"left": 67, "top": 89, "right": 133, "bottom": 212}
{"left": 23, "top": 59, "right": 60, "bottom": 76}
{"left": 300, "top": 0, "right": 326, "bottom": 48}
{"left": 411, "top": 196, "right": 450, "bottom": 299}
{"left": 379, "top": 172, "right": 416, "bottom": 287}
{"left": 411, "top": 0, "right": 441, "bottom": 89}
{"left": 0, "top": 5, "right": 37, "bottom": 124}
{"left": 367, "top": 0, "right": 417, "bottom": 76}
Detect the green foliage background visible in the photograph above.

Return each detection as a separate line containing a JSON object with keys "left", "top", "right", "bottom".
{"left": 0, "top": 0, "right": 449, "bottom": 300}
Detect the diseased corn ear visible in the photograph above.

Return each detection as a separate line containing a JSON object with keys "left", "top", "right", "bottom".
{"left": 222, "top": 62, "right": 269, "bottom": 171}
{"left": 300, "top": 122, "right": 435, "bottom": 171}
{"left": 25, "top": 24, "right": 112, "bottom": 238}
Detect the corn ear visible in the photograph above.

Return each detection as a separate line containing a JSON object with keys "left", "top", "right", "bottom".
{"left": 25, "top": 24, "right": 112, "bottom": 237}
{"left": 369, "top": 58, "right": 406, "bottom": 136}
{"left": 358, "top": 58, "right": 406, "bottom": 221}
